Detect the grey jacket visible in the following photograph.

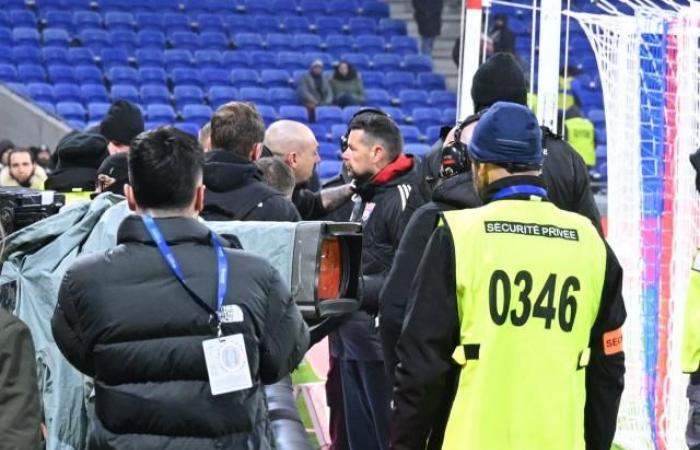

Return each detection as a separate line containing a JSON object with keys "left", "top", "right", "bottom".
{"left": 297, "top": 72, "right": 333, "bottom": 104}
{"left": 330, "top": 76, "right": 366, "bottom": 103}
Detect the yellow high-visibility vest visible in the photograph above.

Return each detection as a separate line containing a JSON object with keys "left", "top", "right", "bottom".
{"left": 565, "top": 117, "right": 596, "bottom": 167}
{"left": 682, "top": 249, "right": 700, "bottom": 373}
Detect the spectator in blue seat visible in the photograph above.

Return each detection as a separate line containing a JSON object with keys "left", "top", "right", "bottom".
{"left": 489, "top": 14, "right": 516, "bottom": 55}
{"left": 330, "top": 61, "right": 366, "bottom": 108}
{"left": 297, "top": 59, "right": 332, "bottom": 122}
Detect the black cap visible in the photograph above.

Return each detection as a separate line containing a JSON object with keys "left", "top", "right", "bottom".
{"left": 54, "top": 131, "right": 108, "bottom": 169}
{"left": 96, "top": 152, "right": 129, "bottom": 194}
{"left": 471, "top": 53, "right": 528, "bottom": 113}
{"left": 99, "top": 100, "right": 144, "bottom": 144}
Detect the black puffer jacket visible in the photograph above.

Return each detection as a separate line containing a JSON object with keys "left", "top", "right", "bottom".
{"left": 202, "top": 150, "right": 301, "bottom": 222}
{"left": 52, "top": 216, "right": 309, "bottom": 449}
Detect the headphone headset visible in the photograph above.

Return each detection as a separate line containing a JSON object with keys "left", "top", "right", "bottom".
{"left": 340, "top": 108, "right": 389, "bottom": 152}
{"left": 439, "top": 109, "right": 486, "bottom": 178}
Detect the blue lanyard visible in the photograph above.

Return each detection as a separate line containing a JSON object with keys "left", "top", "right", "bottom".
{"left": 142, "top": 215, "right": 228, "bottom": 326}
{"left": 492, "top": 184, "right": 548, "bottom": 201}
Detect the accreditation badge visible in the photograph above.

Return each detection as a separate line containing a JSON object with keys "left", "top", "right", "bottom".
{"left": 362, "top": 202, "right": 375, "bottom": 223}
{"left": 202, "top": 334, "right": 253, "bottom": 395}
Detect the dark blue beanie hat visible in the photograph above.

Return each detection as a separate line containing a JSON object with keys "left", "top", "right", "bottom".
{"left": 468, "top": 101, "right": 543, "bottom": 167}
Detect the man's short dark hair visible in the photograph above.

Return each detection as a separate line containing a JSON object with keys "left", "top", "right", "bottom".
{"left": 255, "top": 157, "right": 295, "bottom": 198}
{"left": 8, "top": 148, "right": 35, "bottom": 164}
{"left": 348, "top": 113, "right": 403, "bottom": 160}
{"left": 210, "top": 102, "right": 265, "bottom": 158}
{"left": 128, "top": 127, "right": 204, "bottom": 210}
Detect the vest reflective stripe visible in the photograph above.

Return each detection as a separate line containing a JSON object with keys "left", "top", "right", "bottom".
{"left": 441, "top": 200, "right": 607, "bottom": 450}
{"left": 64, "top": 191, "right": 94, "bottom": 205}
{"left": 565, "top": 117, "right": 596, "bottom": 166}
{"left": 682, "top": 250, "right": 700, "bottom": 373}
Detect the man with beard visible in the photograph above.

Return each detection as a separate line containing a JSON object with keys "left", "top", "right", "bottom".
{"left": 0, "top": 148, "right": 47, "bottom": 189}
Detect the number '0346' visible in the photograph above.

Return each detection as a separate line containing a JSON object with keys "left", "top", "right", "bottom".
{"left": 488, "top": 270, "right": 579, "bottom": 332}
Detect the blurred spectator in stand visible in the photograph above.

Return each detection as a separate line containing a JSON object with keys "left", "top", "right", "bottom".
{"left": 559, "top": 105, "right": 596, "bottom": 169}
{"left": 297, "top": 60, "right": 332, "bottom": 123}
{"left": 0, "top": 148, "right": 47, "bottom": 189}
{"left": 413, "top": 0, "right": 444, "bottom": 56}
{"left": 489, "top": 14, "right": 516, "bottom": 55}
{"left": 99, "top": 100, "right": 144, "bottom": 155}
{"left": 0, "top": 139, "right": 16, "bottom": 167}
{"left": 331, "top": 61, "right": 366, "bottom": 107}
{"left": 256, "top": 157, "right": 296, "bottom": 200}
{"left": 199, "top": 121, "right": 213, "bottom": 152}
{"left": 32, "top": 146, "right": 52, "bottom": 173}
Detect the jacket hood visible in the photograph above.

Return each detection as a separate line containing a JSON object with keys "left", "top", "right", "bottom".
{"left": 432, "top": 171, "right": 481, "bottom": 209}
{"left": 54, "top": 132, "right": 109, "bottom": 169}
{"left": 203, "top": 150, "right": 262, "bottom": 192}
{"left": 355, "top": 154, "right": 418, "bottom": 200}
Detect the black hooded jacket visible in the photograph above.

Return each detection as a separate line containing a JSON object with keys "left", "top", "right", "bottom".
{"left": 44, "top": 132, "right": 109, "bottom": 192}
{"left": 51, "top": 216, "right": 309, "bottom": 449}
{"left": 202, "top": 150, "right": 301, "bottom": 222}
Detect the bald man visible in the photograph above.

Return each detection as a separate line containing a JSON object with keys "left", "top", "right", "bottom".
{"left": 265, "top": 120, "right": 354, "bottom": 220}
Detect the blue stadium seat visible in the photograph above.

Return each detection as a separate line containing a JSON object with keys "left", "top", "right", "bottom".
{"left": 0, "top": 12, "right": 8, "bottom": 28}
{"left": 10, "top": 10, "right": 37, "bottom": 28}
{"left": 425, "top": 125, "right": 442, "bottom": 143}
{"left": 303, "top": 52, "right": 334, "bottom": 68}
{"left": 249, "top": 51, "right": 278, "bottom": 67}
{"left": 279, "top": 105, "right": 308, "bottom": 123}
{"left": 0, "top": 64, "right": 18, "bottom": 82}
{"left": 135, "top": 12, "right": 164, "bottom": 30}
{"left": 314, "top": 17, "right": 345, "bottom": 36}
{"left": 263, "top": 33, "right": 294, "bottom": 51}
{"left": 174, "top": 122, "right": 200, "bottom": 137}
{"left": 385, "top": 71, "right": 415, "bottom": 92}
{"left": 147, "top": 104, "right": 177, "bottom": 122}
{"left": 348, "top": 17, "right": 376, "bottom": 34}
{"left": 341, "top": 53, "right": 371, "bottom": 71}
{"left": 587, "top": 108, "right": 605, "bottom": 126}
{"left": 430, "top": 90, "right": 456, "bottom": 108}
{"left": 182, "top": 0, "right": 221, "bottom": 13}
{"left": 74, "top": 11, "right": 102, "bottom": 30}
{"left": 390, "top": 36, "right": 418, "bottom": 55}
{"left": 230, "top": 68, "right": 259, "bottom": 88}
{"left": 300, "top": 0, "right": 326, "bottom": 17}
{"left": 208, "top": 86, "right": 238, "bottom": 109}
{"left": 174, "top": 85, "right": 205, "bottom": 109}
{"left": 137, "top": 30, "right": 166, "bottom": 49}
{"left": 67, "top": 119, "right": 87, "bottom": 130}
{"left": 110, "top": 84, "right": 140, "bottom": 103}
{"left": 136, "top": 49, "right": 165, "bottom": 68}
{"left": 442, "top": 108, "right": 457, "bottom": 124}
{"left": 68, "top": 47, "right": 95, "bottom": 66}
{"left": 65, "top": 0, "right": 94, "bottom": 9}
{"left": 0, "top": 45, "right": 11, "bottom": 64}
{"left": 340, "top": 106, "right": 362, "bottom": 122}
{"left": 373, "top": 54, "right": 402, "bottom": 71}
{"left": 283, "top": 17, "right": 311, "bottom": 33}
{"left": 361, "top": 71, "right": 384, "bottom": 89}
{"left": 140, "top": 84, "right": 171, "bottom": 104}
{"left": 171, "top": 67, "right": 201, "bottom": 87}
{"left": 57, "top": 101, "right": 86, "bottom": 120}
{"left": 419, "top": 73, "right": 446, "bottom": 91}
{"left": 413, "top": 107, "right": 443, "bottom": 130}
{"left": 327, "top": 0, "right": 358, "bottom": 18}
{"left": 37, "top": 102, "right": 56, "bottom": 114}
{"left": 330, "top": 123, "right": 348, "bottom": 143}
{"left": 315, "top": 106, "right": 343, "bottom": 126}
{"left": 100, "top": 48, "right": 130, "bottom": 69}
{"left": 399, "top": 125, "right": 421, "bottom": 143}
{"left": 196, "top": 14, "right": 226, "bottom": 33}
{"left": 269, "top": 87, "right": 296, "bottom": 107}
{"left": 224, "top": 15, "right": 256, "bottom": 33}
{"left": 42, "top": 46, "right": 69, "bottom": 65}
{"left": 79, "top": 29, "right": 109, "bottom": 49}
{"left": 318, "top": 160, "right": 342, "bottom": 180}
{"left": 170, "top": 31, "right": 200, "bottom": 51}
{"left": 365, "top": 89, "right": 392, "bottom": 107}
{"left": 234, "top": 33, "right": 265, "bottom": 51}
{"left": 361, "top": 1, "right": 390, "bottom": 18}
{"left": 18, "top": 64, "right": 47, "bottom": 83}
{"left": 379, "top": 19, "right": 407, "bottom": 36}
{"left": 88, "top": 102, "right": 111, "bottom": 121}
{"left": 271, "top": 0, "right": 298, "bottom": 15}
{"left": 403, "top": 54, "right": 432, "bottom": 72}
{"left": 164, "top": 50, "right": 194, "bottom": 69}
{"left": 200, "top": 68, "right": 229, "bottom": 89}
{"left": 54, "top": 84, "right": 83, "bottom": 103}
{"left": 109, "top": 30, "right": 137, "bottom": 49}
{"left": 12, "top": 46, "right": 41, "bottom": 64}
{"left": 182, "top": 104, "right": 213, "bottom": 126}
{"left": 277, "top": 52, "right": 307, "bottom": 71}
{"left": 0, "top": 30, "right": 10, "bottom": 48}
{"left": 222, "top": 50, "right": 249, "bottom": 68}
{"left": 238, "top": 86, "right": 269, "bottom": 104}
{"left": 5, "top": 82, "right": 27, "bottom": 96}
{"left": 193, "top": 50, "right": 221, "bottom": 69}
{"left": 43, "top": 28, "right": 71, "bottom": 47}
{"left": 355, "top": 35, "right": 386, "bottom": 53}
{"left": 253, "top": 15, "right": 281, "bottom": 31}
{"left": 200, "top": 32, "right": 229, "bottom": 51}
{"left": 326, "top": 35, "right": 354, "bottom": 54}
{"left": 405, "top": 143, "right": 430, "bottom": 156}
{"left": 74, "top": 66, "right": 102, "bottom": 84}
{"left": 310, "top": 124, "right": 329, "bottom": 141}
{"left": 260, "top": 69, "right": 290, "bottom": 87}
{"left": 81, "top": 84, "right": 110, "bottom": 103}
{"left": 164, "top": 13, "right": 191, "bottom": 33}
{"left": 48, "top": 65, "right": 77, "bottom": 84}
{"left": 105, "top": 12, "right": 134, "bottom": 30}
{"left": 100, "top": 0, "right": 130, "bottom": 13}
{"left": 399, "top": 89, "right": 429, "bottom": 109}
{"left": 383, "top": 106, "right": 405, "bottom": 123}
{"left": 109, "top": 66, "right": 139, "bottom": 86}
{"left": 294, "top": 34, "right": 322, "bottom": 52}
{"left": 318, "top": 141, "right": 337, "bottom": 159}
{"left": 28, "top": 83, "right": 55, "bottom": 103}
{"left": 13, "top": 28, "right": 41, "bottom": 47}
